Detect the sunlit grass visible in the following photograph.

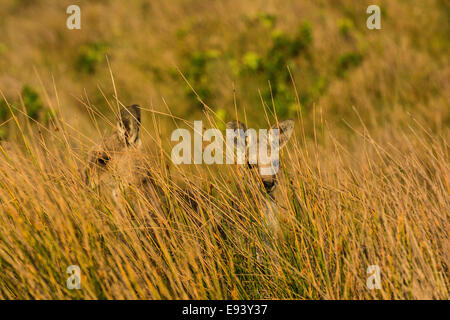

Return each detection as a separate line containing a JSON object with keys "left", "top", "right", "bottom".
{"left": 0, "top": 86, "right": 447, "bottom": 299}
{"left": 0, "top": 0, "right": 448, "bottom": 300}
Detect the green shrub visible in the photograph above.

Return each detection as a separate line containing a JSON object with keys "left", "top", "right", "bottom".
{"left": 76, "top": 42, "right": 108, "bottom": 74}
{"left": 337, "top": 52, "right": 363, "bottom": 76}
{"left": 243, "top": 11, "right": 276, "bottom": 29}
{"left": 184, "top": 50, "right": 220, "bottom": 110}
{"left": 215, "top": 108, "right": 227, "bottom": 130}
{"left": 291, "top": 21, "right": 313, "bottom": 54}
{"left": 43, "top": 109, "right": 56, "bottom": 125}
{"left": 257, "top": 12, "right": 277, "bottom": 29}
{"left": 242, "top": 52, "right": 261, "bottom": 72}
{"left": 0, "top": 100, "right": 9, "bottom": 122}
{"left": 338, "top": 18, "right": 354, "bottom": 37}
{"left": 259, "top": 22, "right": 313, "bottom": 116}
{"left": 0, "top": 100, "right": 11, "bottom": 139}
{"left": 21, "top": 85, "right": 43, "bottom": 120}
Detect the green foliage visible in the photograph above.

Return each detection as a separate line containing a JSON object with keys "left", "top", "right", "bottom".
{"left": 76, "top": 42, "right": 108, "bottom": 74}
{"left": 337, "top": 52, "right": 363, "bottom": 76}
{"left": 0, "top": 100, "right": 9, "bottom": 122}
{"left": 0, "top": 86, "right": 47, "bottom": 138}
{"left": 184, "top": 50, "right": 220, "bottom": 110}
{"left": 308, "top": 75, "right": 328, "bottom": 101}
{"left": 21, "top": 85, "right": 43, "bottom": 120}
{"left": 292, "top": 22, "right": 313, "bottom": 54}
{"left": 43, "top": 109, "right": 56, "bottom": 125}
{"left": 338, "top": 18, "right": 355, "bottom": 37}
{"left": 178, "top": 15, "right": 314, "bottom": 117}
{"left": 215, "top": 108, "right": 227, "bottom": 130}
{"left": 243, "top": 11, "right": 277, "bottom": 29}
{"left": 0, "top": 100, "right": 11, "bottom": 139}
{"left": 0, "top": 87, "right": 55, "bottom": 139}
{"left": 265, "top": 24, "right": 311, "bottom": 80}
{"left": 257, "top": 12, "right": 277, "bottom": 29}
{"left": 0, "top": 100, "right": 9, "bottom": 140}
{"left": 242, "top": 52, "right": 261, "bottom": 72}
{"left": 230, "top": 21, "right": 314, "bottom": 116}
{"left": 260, "top": 22, "right": 313, "bottom": 116}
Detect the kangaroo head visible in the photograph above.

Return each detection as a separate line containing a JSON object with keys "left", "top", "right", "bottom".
{"left": 226, "top": 119, "right": 294, "bottom": 197}
{"left": 85, "top": 104, "right": 143, "bottom": 189}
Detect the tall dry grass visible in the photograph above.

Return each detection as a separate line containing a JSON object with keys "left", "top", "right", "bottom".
{"left": 0, "top": 83, "right": 448, "bottom": 299}
{"left": 0, "top": 0, "right": 448, "bottom": 300}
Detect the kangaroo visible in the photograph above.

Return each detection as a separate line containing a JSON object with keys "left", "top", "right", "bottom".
{"left": 226, "top": 119, "right": 294, "bottom": 261}
{"left": 84, "top": 104, "right": 163, "bottom": 212}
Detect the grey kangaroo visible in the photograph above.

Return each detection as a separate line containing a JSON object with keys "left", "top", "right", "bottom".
{"left": 226, "top": 119, "right": 294, "bottom": 260}
{"left": 84, "top": 104, "right": 162, "bottom": 210}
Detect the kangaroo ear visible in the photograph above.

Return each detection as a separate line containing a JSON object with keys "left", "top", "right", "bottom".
{"left": 118, "top": 104, "right": 141, "bottom": 145}
{"left": 270, "top": 119, "right": 294, "bottom": 149}
{"left": 226, "top": 119, "right": 251, "bottom": 147}
{"left": 226, "top": 120, "right": 247, "bottom": 132}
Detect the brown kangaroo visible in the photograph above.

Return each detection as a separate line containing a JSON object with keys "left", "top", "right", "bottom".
{"left": 226, "top": 119, "right": 294, "bottom": 261}
{"left": 84, "top": 104, "right": 163, "bottom": 211}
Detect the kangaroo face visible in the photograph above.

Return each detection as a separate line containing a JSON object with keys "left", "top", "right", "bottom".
{"left": 85, "top": 104, "right": 143, "bottom": 192}
{"left": 226, "top": 119, "right": 294, "bottom": 253}
{"left": 226, "top": 119, "right": 294, "bottom": 198}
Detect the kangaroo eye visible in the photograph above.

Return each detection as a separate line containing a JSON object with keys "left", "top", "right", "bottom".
{"left": 263, "top": 179, "right": 276, "bottom": 193}
{"left": 96, "top": 155, "right": 110, "bottom": 166}
{"left": 247, "top": 162, "right": 258, "bottom": 170}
